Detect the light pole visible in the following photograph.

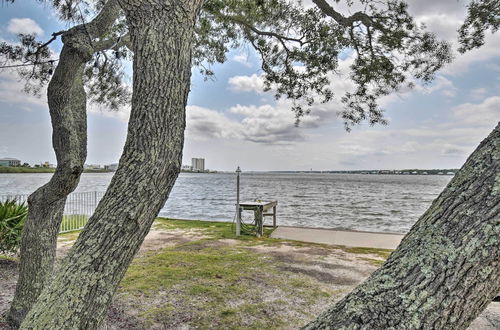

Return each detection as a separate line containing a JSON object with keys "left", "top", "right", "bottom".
{"left": 236, "top": 166, "right": 241, "bottom": 236}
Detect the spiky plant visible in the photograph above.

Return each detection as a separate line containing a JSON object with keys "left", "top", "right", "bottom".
{"left": 0, "top": 199, "right": 28, "bottom": 254}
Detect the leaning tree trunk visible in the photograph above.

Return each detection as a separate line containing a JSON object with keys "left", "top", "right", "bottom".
{"left": 304, "top": 122, "right": 500, "bottom": 329}
{"left": 20, "top": 1, "right": 204, "bottom": 328}
{"left": 7, "top": 1, "right": 121, "bottom": 326}
{"left": 7, "top": 40, "right": 89, "bottom": 328}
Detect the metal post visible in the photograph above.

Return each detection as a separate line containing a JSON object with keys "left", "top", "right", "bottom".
{"left": 273, "top": 205, "right": 277, "bottom": 228}
{"left": 236, "top": 166, "right": 241, "bottom": 236}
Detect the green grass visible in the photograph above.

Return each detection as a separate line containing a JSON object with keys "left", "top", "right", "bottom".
{"left": 121, "top": 244, "right": 272, "bottom": 293}
{"left": 118, "top": 218, "right": 343, "bottom": 329}
{"left": 0, "top": 166, "right": 55, "bottom": 173}
{"left": 0, "top": 254, "right": 18, "bottom": 262}
{"left": 360, "top": 257, "right": 386, "bottom": 266}
{"left": 154, "top": 217, "right": 275, "bottom": 241}
{"left": 119, "top": 240, "right": 334, "bottom": 329}
{"left": 59, "top": 215, "right": 88, "bottom": 233}
{"left": 58, "top": 230, "right": 81, "bottom": 241}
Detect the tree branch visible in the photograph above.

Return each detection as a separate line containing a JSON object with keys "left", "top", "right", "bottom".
{"left": 0, "top": 60, "right": 58, "bottom": 69}
{"left": 93, "top": 34, "right": 131, "bottom": 52}
{"left": 39, "top": 30, "right": 66, "bottom": 50}
{"left": 212, "top": 13, "right": 305, "bottom": 47}
{"left": 312, "top": 0, "right": 373, "bottom": 27}
{"left": 83, "top": 0, "right": 122, "bottom": 39}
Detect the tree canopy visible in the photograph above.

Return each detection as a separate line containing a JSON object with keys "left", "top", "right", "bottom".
{"left": 0, "top": 0, "right": 467, "bottom": 128}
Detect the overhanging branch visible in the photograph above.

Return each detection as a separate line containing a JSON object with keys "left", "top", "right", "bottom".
{"left": 312, "top": 0, "right": 373, "bottom": 27}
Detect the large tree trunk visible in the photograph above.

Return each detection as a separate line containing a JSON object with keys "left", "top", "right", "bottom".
{"left": 304, "top": 122, "right": 500, "bottom": 329}
{"left": 7, "top": 1, "right": 121, "bottom": 326}
{"left": 7, "top": 38, "right": 89, "bottom": 329}
{"left": 19, "top": 1, "right": 204, "bottom": 328}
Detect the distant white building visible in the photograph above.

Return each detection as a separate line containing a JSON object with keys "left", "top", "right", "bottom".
{"left": 0, "top": 157, "right": 21, "bottom": 167}
{"left": 191, "top": 158, "right": 205, "bottom": 171}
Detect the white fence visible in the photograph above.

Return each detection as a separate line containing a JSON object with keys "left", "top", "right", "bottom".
{"left": 0, "top": 191, "right": 105, "bottom": 233}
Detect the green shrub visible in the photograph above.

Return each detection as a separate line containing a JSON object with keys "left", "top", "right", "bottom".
{"left": 0, "top": 199, "right": 28, "bottom": 254}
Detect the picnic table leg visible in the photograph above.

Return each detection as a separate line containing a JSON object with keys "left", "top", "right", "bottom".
{"left": 254, "top": 207, "right": 263, "bottom": 237}
{"left": 273, "top": 205, "right": 277, "bottom": 228}
{"left": 260, "top": 206, "right": 264, "bottom": 236}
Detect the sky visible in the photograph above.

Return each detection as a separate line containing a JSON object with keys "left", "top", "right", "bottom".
{"left": 0, "top": 0, "right": 499, "bottom": 171}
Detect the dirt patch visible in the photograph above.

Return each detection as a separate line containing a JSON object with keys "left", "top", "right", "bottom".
{"left": 278, "top": 264, "right": 359, "bottom": 286}
{"left": 102, "top": 304, "right": 144, "bottom": 330}
{"left": 173, "top": 238, "right": 239, "bottom": 252}
{"left": 246, "top": 243, "right": 377, "bottom": 284}
{"left": 56, "top": 227, "right": 209, "bottom": 259}
{"left": 137, "top": 229, "right": 204, "bottom": 256}
{"left": 0, "top": 259, "right": 18, "bottom": 329}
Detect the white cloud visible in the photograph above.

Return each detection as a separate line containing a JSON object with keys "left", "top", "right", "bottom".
{"left": 452, "top": 96, "right": 500, "bottom": 127}
{"left": 230, "top": 103, "right": 304, "bottom": 143}
{"left": 413, "top": 76, "right": 457, "bottom": 97}
{"left": 443, "top": 34, "right": 500, "bottom": 75}
{"left": 228, "top": 74, "right": 266, "bottom": 93}
{"left": 469, "top": 87, "right": 488, "bottom": 100}
{"left": 87, "top": 103, "right": 131, "bottom": 122}
{"left": 416, "top": 14, "right": 464, "bottom": 42}
{"left": 232, "top": 53, "right": 252, "bottom": 67}
{"left": 0, "top": 69, "right": 47, "bottom": 108}
{"left": 185, "top": 103, "right": 304, "bottom": 144}
{"left": 7, "top": 18, "right": 44, "bottom": 36}
{"left": 185, "top": 105, "right": 243, "bottom": 140}
{"left": 407, "top": 0, "right": 467, "bottom": 17}
{"left": 184, "top": 98, "right": 342, "bottom": 145}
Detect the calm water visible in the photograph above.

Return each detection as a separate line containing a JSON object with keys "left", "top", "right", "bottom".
{"left": 0, "top": 172, "right": 452, "bottom": 233}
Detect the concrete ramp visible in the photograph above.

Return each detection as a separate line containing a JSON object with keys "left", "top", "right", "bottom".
{"left": 271, "top": 226, "right": 405, "bottom": 250}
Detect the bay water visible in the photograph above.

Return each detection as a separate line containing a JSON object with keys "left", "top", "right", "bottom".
{"left": 0, "top": 172, "right": 451, "bottom": 233}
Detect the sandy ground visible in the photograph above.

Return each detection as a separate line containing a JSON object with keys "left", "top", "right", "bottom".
{"left": 1, "top": 226, "right": 498, "bottom": 329}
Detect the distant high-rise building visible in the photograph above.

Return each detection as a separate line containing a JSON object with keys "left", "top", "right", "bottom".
{"left": 191, "top": 158, "right": 205, "bottom": 171}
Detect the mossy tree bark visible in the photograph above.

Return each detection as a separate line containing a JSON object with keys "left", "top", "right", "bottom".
{"left": 7, "top": 1, "right": 121, "bottom": 326}
{"left": 304, "top": 122, "right": 500, "bottom": 329}
{"left": 19, "top": 1, "right": 203, "bottom": 328}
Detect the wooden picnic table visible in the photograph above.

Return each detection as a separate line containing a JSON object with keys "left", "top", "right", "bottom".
{"left": 238, "top": 200, "right": 277, "bottom": 237}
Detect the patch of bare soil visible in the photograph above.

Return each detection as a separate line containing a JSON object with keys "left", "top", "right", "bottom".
{"left": 0, "top": 258, "right": 17, "bottom": 329}
{"left": 136, "top": 227, "right": 208, "bottom": 256}
{"left": 246, "top": 243, "right": 377, "bottom": 288}
{"left": 172, "top": 238, "right": 238, "bottom": 252}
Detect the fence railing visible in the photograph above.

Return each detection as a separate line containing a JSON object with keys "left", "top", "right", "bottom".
{"left": 0, "top": 191, "right": 105, "bottom": 233}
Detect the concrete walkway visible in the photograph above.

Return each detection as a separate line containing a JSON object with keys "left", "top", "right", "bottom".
{"left": 271, "top": 226, "right": 405, "bottom": 250}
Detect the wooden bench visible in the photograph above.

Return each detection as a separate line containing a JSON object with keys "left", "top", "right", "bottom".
{"left": 239, "top": 200, "right": 277, "bottom": 237}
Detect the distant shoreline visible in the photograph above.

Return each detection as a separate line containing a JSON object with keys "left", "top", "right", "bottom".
{"left": 0, "top": 167, "right": 458, "bottom": 175}
{"left": 0, "top": 167, "right": 113, "bottom": 174}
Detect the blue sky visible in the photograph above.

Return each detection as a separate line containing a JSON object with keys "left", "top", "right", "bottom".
{"left": 0, "top": 0, "right": 499, "bottom": 171}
